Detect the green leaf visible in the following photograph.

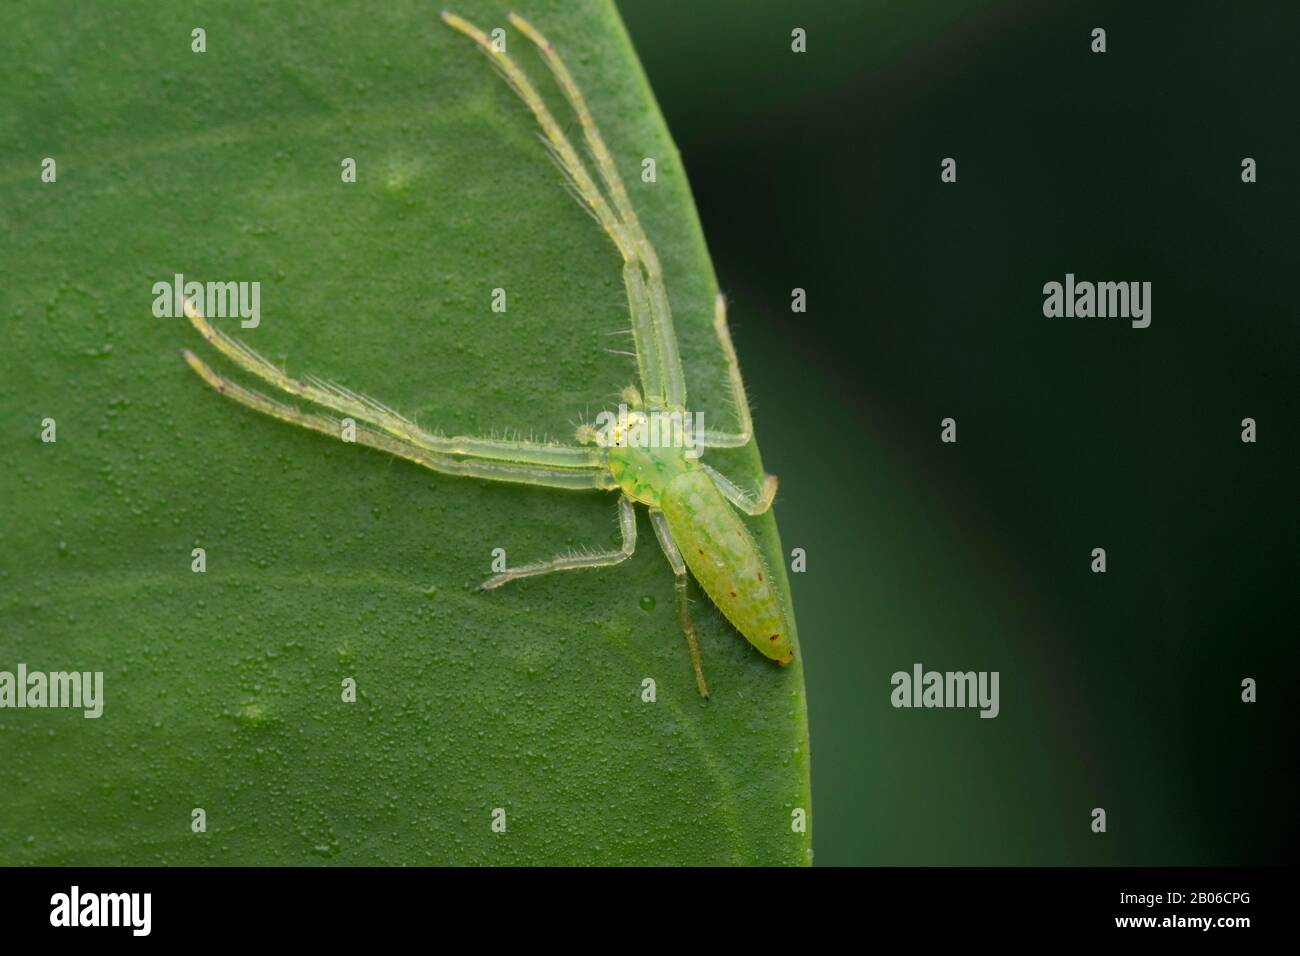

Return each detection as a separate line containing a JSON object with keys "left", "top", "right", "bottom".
{"left": 0, "top": 0, "right": 809, "bottom": 865}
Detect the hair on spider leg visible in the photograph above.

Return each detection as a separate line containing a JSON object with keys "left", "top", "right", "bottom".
{"left": 536, "top": 134, "right": 606, "bottom": 226}
{"left": 538, "top": 113, "right": 621, "bottom": 213}
{"left": 556, "top": 175, "right": 603, "bottom": 228}
{"left": 484, "top": 54, "right": 530, "bottom": 108}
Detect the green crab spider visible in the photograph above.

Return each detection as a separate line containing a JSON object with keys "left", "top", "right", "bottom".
{"left": 181, "top": 11, "right": 792, "bottom": 699}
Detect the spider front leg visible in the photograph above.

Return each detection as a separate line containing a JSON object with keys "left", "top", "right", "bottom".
{"left": 649, "top": 511, "right": 710, "bottom": 700}
{"left": 444, "top": 11, "right": 686, "bottom": 411}
{"left": 182, "top": 350, "right": 615, "bottom": 491}
{"left": 183, "top": 299, "right": 602, "bottom": 469}
{"left": 478, "top": 495, "right": 637, "bottom": 590}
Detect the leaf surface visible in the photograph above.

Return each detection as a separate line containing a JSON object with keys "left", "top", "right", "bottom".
{"left": 0, "top": 0, "right": 810, "bottom": 865}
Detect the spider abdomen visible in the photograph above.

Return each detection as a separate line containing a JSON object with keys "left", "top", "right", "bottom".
{"left": 659, "top": 471, "right": 792, "bottom": 664}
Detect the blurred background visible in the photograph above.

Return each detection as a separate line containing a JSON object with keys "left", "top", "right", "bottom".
{"left": 619, "top": 0, "right": 1299, "bottom": 864}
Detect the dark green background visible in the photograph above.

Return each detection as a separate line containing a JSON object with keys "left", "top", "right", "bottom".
{"left": 619, "top": 0, "right": 1299, "bottom": 864}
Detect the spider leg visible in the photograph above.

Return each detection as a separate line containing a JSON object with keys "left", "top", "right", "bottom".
{"left": 649, "top": 510, "right": 710, "bottom": 699}
{"left": 442, "top": 11, "right": 685, "bottom": 410}
{"left": 477, "top": 494, "right": 637, "bottom": 589}
{"left": 439, "top": 12, "right": 632, "bottom": 262}
{"left": 182, "top": 349, "right": 614, "bottom": 490}
{"left": 701, "top": 463, "right": 777, "bottom": 516}
{"left": 697, "top": 294, "right": 756, "bottom": 448}
{"left": 183, "top": 299, "right": 602, "bottom": 469}
{"left": 507, "top": 13, "right": 686, "bottom": 410}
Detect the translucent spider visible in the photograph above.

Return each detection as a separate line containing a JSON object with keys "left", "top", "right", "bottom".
{"left": 181, "top": 11, "right": 791, "bottom": 698}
